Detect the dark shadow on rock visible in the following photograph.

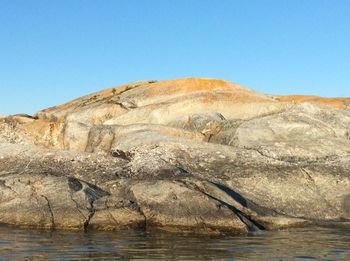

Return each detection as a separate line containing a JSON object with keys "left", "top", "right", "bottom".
{"left": 67, "top": 176, "right": 111, "bottom": 231}
{"left": 158, "top": 166, "right": 191, "bottom": 179}
{"left": 210, "top": 181, "right": 278, "bottom": 216}
{"left": 68, "top": 177, "right": 83, "bottom": 192}
{"left": 111, "top": 150, "right": 133, "bottom": 161}
{"left": 83, "top": 185, "right": 110, "bottom": 203}
{"left": 67, "top": 177, "right": 110, "bottom": 202}
{"left": 200, "top": 190, "right": 265, "bottom": 232}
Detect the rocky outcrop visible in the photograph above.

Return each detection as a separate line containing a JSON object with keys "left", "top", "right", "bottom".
{"left": 1, "top": 78, "right": 350, "bottom": 233}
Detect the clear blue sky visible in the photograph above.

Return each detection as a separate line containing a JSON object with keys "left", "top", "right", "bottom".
{"left": 0, "top": 0, "right": 349, "bottom": 115}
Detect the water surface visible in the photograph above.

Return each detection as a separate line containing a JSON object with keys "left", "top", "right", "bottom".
{"left": 0, "top": 225, "right": 349, "bottom": 260}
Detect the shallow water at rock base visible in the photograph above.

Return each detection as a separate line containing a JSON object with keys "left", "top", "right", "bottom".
{"left": 0, "top": 226, "right": 349, "bottom": 260}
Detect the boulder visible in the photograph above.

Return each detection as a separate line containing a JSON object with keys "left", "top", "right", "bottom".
{"left": 0, "top": 78, "right": 350, "bottom": 233}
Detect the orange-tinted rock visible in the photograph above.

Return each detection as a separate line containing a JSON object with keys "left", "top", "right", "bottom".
{"left": 276, "top": 95, "right": 350, "bottom": 109}
{"left": 1, "top": 78, "right": 350, "bottom": 233}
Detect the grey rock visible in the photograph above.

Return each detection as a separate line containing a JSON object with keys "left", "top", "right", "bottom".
{"left": 0, "top": 78, "right": 350, "bottom": 233}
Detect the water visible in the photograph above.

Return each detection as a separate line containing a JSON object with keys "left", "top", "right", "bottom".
{"left": 0, "top": 225, "right": 349, "bottom": 260}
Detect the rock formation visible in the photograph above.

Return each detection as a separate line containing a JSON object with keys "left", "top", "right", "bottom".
{"left": 1, "top": 78, "right": 350, "bottom": 233}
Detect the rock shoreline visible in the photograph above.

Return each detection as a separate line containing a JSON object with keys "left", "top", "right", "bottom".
{"left": 1, "top": 78, "right": 350, "bottom": 233}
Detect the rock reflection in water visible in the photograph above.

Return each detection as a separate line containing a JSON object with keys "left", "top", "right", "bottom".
{"left": 0, "top": 225, "right": 349, "bottom": 260}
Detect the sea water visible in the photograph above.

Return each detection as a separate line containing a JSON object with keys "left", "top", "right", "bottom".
{"left": 0, "top": 225, "right": 349, "bottom": 260}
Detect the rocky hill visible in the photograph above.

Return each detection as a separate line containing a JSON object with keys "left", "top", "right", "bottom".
{"left": 1, "top": 78, "right": 350, "bottom": 233}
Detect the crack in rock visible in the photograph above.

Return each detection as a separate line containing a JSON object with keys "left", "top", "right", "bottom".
{"left": 41, "top": 195, "right": 56, "bottom": 229}
{"left": 84, "top": 200, "right": 96, "bottom": 232}
{"left": 300, "top": 167, "right": 334, "bottom": 209}
{"left": 67, "top": 176, "right": 110, "bottom": 231}
{"left": 179, "top": 180, "right": 265, "bottom": 232}
{"left": 69, "top": 193, "right": 87, "bottom": 220}
{"left": 0, "top": 180, "right": 18, "bottom": 195}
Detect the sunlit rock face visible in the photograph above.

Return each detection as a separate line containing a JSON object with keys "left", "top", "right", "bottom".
{"left": 1, "top": 78, "right": 350, "bottom": 233}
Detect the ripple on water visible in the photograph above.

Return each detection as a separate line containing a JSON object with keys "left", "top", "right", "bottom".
{"left": 0, "top": 226, "right": 349, "bottom": 260}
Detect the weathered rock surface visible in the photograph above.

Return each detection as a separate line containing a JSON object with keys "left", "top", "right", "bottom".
{"left": 1, "top": 78, "right": 350, "bottom": 234}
